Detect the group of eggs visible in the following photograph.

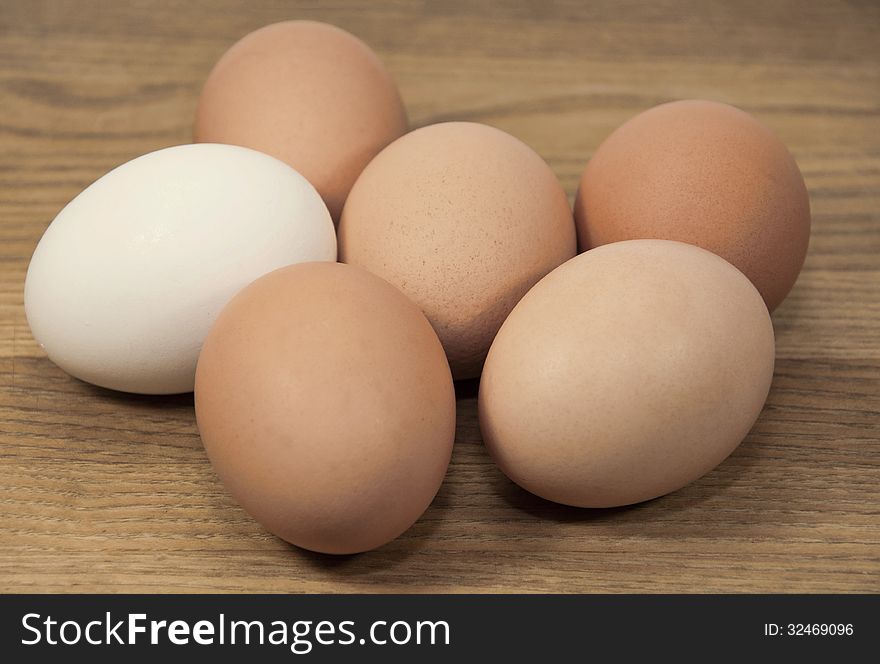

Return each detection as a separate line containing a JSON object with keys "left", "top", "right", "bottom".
{"left": 24, "top": 21, "right": 811, "bottom": 554}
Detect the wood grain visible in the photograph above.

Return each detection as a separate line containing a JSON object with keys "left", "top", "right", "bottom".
{"left": 1, "top": 0, "right": 878, "bottom": 593}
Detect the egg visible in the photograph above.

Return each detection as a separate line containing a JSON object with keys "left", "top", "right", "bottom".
{"left": 194, "top": 262, "right": 455, "bottom": 554}
{"left": 338, "top": 121, "right": 576, "bottom": 380}
{"left": 574, "top": 99, "right": 810, "bottom": 311}
{"left": 24, "top": 144, "right": 335, "bottom": 394}
{"left": 194, "top": 20, "right": 408, "bottom": 221}
{"left": 479, "top": 240, "right": 775, "bottom": 508}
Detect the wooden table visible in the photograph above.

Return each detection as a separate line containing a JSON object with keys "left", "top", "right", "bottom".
{"left": 1, "top": 0, "right": 878, "bottom": 593}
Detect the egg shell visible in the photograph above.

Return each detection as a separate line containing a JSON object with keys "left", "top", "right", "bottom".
{"left": 24, "top": 143, "right": 336, "bottom": 394}
{"left": 194, "top": 262, "right": 455, "bottom": 555}
{"left": 194, "top": 20, "right": 408, "bottom": 221}
{"left": 574, "top": 99, "right": 810, "bottom": 311}
{"left": 338, "top": 121, "right": 577, "bottom": 380}
{"left": 479, "top": 239, "right": 775, "bottom": 508}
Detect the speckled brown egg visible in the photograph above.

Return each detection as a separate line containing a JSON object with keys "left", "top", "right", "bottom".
{"left": 338, "top": 121, "right": 577, "bottom": 380}
{"left": 479, "top": 240, "right": 775, "bottom": 508}
{"left": 574, "top": 100, "right": 810, "bottom": 312}
{"left": 194, "top": 262, "right": 455, "bottom": 555}
{"left": 194, "top": 20, "right": 407, "bottom": 221}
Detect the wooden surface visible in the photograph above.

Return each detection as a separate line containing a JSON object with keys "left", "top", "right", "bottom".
{"left": 1, "top": 0, "right": 878, "bottom": 593}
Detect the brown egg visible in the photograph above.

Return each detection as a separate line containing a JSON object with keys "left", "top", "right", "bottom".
{"left": 574, "top": 100, "right": 810, "bottom": 311}
{"left": 194, "top": 21, "right": 407, "bottom": 221}
{"left": 194, "top": 262, "right": 455, "bottom": 554}
{"left": 338, "top": 122, "right": 576, "bottom": 380}
{"left": 479, "top": 240, "right": 775, "bottom": 508}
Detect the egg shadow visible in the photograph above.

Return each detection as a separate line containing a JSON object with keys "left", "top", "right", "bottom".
{"left": 75, "top": 381, "right": 201, "bottom": 451}
{"left": 493, "top": 470, "right": 650, "bottom": 523}
{"left": 492, "top": 458, "right": 762, "bottom": 526}
{"left": 454, "top": 376, "right": 480, "bottom": 400}
{"left": 769, "top": 286, "right": 811, "bottom": 343}
{"left": 81, "top": 381, "right": 195, "bottom": 409}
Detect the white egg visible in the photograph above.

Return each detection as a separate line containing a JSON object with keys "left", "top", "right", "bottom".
{"left": 24, "top": 143, "right": 336, "bottom": 394}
